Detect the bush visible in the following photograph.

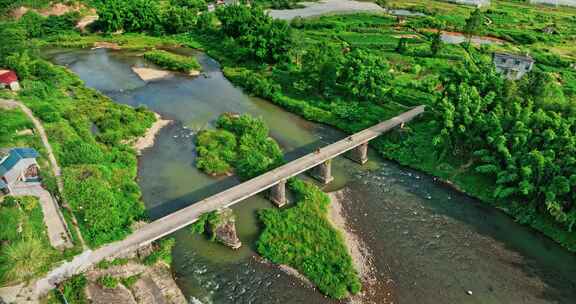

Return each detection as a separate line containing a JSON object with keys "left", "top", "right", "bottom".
{"left": 60, "top": 274, "right": 88, "bottom": 304}
{"left": 120, "top": 274, "right": 141, "bottom": 288}
{"left": 143, "top": 238, "right": 176, "bottom": 265}
{"left": 213, "top": 113, "right": 284, "bottom": 180}
{"left": 143, "top": 50, "right": 201, "bottom": 73}
{"left": 97, "top": 275, "right": 119, "bottom": 289}
{"left": 0, "top": 196, "right": 56, "bottom": 285}
{"left": 195, "top": 129, "right": 237, "bottom": 175}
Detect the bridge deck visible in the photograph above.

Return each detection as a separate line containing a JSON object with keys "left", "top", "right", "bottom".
{"left": 35, "top": 105, "right": 425, "bottom": 293}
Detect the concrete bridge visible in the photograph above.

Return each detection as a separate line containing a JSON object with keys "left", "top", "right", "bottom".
{"left": 32, "top": 105, "right": 425, "bottom": 296}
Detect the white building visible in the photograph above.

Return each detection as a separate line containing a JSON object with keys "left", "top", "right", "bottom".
{"left": 493, "top": 52, "right": 535, "bottom": 80}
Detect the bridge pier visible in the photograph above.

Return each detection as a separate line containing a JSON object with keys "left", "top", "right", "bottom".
{"left": 347, "top": 142, "right": 368, "bottom": 164}
{"left": 269, "top": 179, "right": 287, "bottom": 207}
{"left": 312, "top": 159, "right": 334, "bottom": 184}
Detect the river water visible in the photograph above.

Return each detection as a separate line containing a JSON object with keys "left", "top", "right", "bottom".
{"left": 45, "top": 48, "right": 576, "bottom": 304}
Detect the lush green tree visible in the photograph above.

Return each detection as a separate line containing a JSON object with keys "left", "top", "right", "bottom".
{"left": 171, "top": 0, "right": 207, "bottom": 10}
{"left": 95, "top": 0, "right": 161, "bottom": 33}
{"left": 430, "top": 31, "right": 443, "bottom": 56}
{"left": 216, "top": 4, "right": 264, "bottom": 38}
{"left": 435, "top": 61, "right": 576, "bottom": 232}
{"left": 195, "top": 129, "right": 237, "bottom": 175}
{"left": 0, "top": 23, "right": 27, "bottom": 65}
{"left": 5, "top": 51, "right": 34, "bottom": 79}
{"left": 396, "top": 37, "right": 408, "bottom": 54}
{"left": 464, "top": 9, "right": 484, "bottom": 38}
{"left": 299, "top": 43, "right": 343, "bottom": 97}
{"left": 18, "top": 11, "right": 44, "bottom": 38}
{"left": 162, "top": 6, "right": 198, "bottom": 34}
{"left": 339, "top": 49, "right": 393, "bottom": 103}
{"left": 42, "top": 12, "right": 81, "bottom": 36}
{"left": 524, "top": 70, "right": 567, "bottom": 110}
{"left": 216, "top": 5, "right": 292, "bottom": 63}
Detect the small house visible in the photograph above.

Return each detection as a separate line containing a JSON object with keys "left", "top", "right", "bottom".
{"left": 0, "top": 70, "right": 21, "bottom": 91}
{"left": 0, "top": 148, "right": 40, "bottom": 195}
{"left": 493, "top": 52, "right": 534, "bottom": 80}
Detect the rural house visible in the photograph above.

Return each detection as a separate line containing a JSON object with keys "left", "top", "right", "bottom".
{"left": 0, "top": 70, "right": 21, "bottom": 91}
{"left": 493, "top": 52, "right": 534, "bottom": 80}
{"left": 0, "top": 148, "right": 40, "bottom": 195}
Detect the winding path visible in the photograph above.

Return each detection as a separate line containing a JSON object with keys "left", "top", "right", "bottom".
{"left": 0, "top": 99, "right": 76, "bottom": 248}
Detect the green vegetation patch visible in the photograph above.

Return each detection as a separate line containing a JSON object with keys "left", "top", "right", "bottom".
{"left": 143, "top": 238, "right": 176, "bottom": 266}
{"left": 0, "top": 196, "right": 59, "bottom": 285}
{"left": 57, "top": 274, "right": 88, "bottom": 304}
{"left": 190, "top": 210, "right": 220, "bottom": 240}
{"left": 258, "top": 179, "right": 361, "bottom": 299}
{"left": 195, "top": 129, "right": 237, "bottom": 176}
{"left": 0, "top": 108, "right": 34, "bottom": 146}
{"left": 97, "top": 274, "right": 119, "bottom": 289}
{"left": 143, "top": 50, "right": 201, "bottom": 73}
{"left": 195, "top": 113, "right": 284, "bottom": 180}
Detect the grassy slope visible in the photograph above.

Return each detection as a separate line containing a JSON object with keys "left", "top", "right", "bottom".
{"left": 0, "top": 196, "right": 59, "bottom": 285}
{"left": 16, "top": 58, "right": 155, "bottom": 248}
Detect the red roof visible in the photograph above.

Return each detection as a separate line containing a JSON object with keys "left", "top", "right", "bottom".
{"left": 0, "top": 71, "right": 18, "bottom": 84}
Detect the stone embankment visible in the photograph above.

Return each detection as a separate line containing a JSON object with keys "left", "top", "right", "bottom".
{"left": 84, "top": 245, "right": 186, "bottom": 304}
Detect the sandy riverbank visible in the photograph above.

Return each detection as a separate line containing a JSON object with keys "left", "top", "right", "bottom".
{"left": 132, "top": 67, "right": 173, "bottom": 82}
{"left": 328, "top": 189, "right": 391, "bottom": 304}
{"left": 133, "top": 113, "right": 172, "bottom": 155}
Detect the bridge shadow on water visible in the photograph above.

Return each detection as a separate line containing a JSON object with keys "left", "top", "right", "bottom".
{"left": 146, "top": 176, "right": 239, "bottom": 220}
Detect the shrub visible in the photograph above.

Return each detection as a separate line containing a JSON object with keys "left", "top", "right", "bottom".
{"left": 60, "top": 274, "right": 88, "bottom": 304}
{"left": 195, "top": 129, "right": 237, "bottom": 175}
{"left": 143, "top": 50, "right": 201, "bottom": 73}
{"left": 97, "top": 275, "right": 119, "bottom": 289}
{"left": 143, "top": 238, "right": 176, "bottom": 265}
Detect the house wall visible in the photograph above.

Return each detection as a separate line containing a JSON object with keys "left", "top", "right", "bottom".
{"left": 2, "top": 159, "right": 38, "bottom": 185}
{"left": 494, "top": 55, "right": 534, "bottom": 80}
{"left": 9, "top": 81, "right": 21, "bottom": 91}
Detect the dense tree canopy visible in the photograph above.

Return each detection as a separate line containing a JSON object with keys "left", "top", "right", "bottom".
{"left": 216, "top": 5, "right": 292, "bottom": 63}
{"left": 435, "top": 60, "right": 576, "bottom": 231}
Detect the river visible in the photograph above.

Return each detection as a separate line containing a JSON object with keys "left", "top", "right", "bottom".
{"left": 45, "top": 48, "right": 576, "bottom": 304}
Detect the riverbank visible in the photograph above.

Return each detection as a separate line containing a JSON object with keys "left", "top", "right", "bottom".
{"left": 132, "top": 113, "right": 172, "bottom": 155}
{"left": 328, "top": 189, "right": 393, "bottom": 304}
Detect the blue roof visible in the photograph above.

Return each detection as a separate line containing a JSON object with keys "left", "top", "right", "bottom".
{"left": 0, "top": 148, "right": 39, "bottom": 177}
{"left": 0, "top": 180, "right": 7, "bottom": 189}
